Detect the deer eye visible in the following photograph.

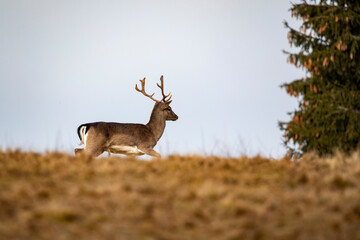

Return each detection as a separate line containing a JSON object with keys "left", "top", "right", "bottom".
{"left": 165, "top": 107, "right": 171, "bottom": 111}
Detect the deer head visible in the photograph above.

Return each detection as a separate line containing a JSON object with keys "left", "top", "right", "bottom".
{"left": 135, "top": 75, "right": 178, "bottom": 121}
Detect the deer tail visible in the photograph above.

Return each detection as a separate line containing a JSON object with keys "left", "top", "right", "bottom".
{"left": 77, "top": 124, "right": 90, "bottom": 145}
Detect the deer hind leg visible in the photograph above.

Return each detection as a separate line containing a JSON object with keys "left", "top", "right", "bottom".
{"left": 75, "top": 148, "right": 101, "bottom": 157}
{"left": 84, "top": 144, "right": 105, "bottom": 157}
{"left": 79, "top": 128, "right": 108, "bottom": 157}
{"left": 75, "top": 148, "right": 84, "bottom": 155}
{"left": 83, "top": 138, "right": 106, "bottom": 157}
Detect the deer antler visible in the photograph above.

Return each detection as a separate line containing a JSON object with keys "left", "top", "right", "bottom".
{"left": 157, "top": 75, "right": 172, "bottom": 104}
{"left": 135, "top": 78, "right": 160, "bottom": 103}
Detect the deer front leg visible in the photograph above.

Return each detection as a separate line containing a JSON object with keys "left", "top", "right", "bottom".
{"left": 139, "top": 147, "right": 161, "bottom": 158}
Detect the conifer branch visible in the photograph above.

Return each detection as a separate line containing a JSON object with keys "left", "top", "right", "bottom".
{"left": 337, "top": 106, "right": 360, "bottom": 114}
{"left": 284, "top": 21, "right": 328, "bottom": 45}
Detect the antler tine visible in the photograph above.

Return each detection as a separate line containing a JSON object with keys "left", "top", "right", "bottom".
{"left": 156, "top": 75, "right": 172, "bottom": 103}
{"left": 166, "top": 93, "right": 172, "bottom": 103}
{"left": 135, "top": 77, "right": 160, "bottom": 103}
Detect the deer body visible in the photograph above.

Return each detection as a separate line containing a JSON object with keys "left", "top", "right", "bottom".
{"left": 75, "top": 76, "right": 178, "bottom": 158}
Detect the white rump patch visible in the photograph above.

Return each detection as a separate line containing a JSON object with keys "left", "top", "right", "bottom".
{"left": 108, "top": 145, "right": 145, "bottom": 155}
{"left": 79, "top": 126, "right": 88, "bottom": 147}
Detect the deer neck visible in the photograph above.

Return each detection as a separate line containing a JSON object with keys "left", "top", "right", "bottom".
{"left": 146, "top": 112, "right": 166, "bottom": 142}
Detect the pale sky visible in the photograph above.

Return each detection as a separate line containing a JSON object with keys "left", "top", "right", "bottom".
{"left": 0, "top": 0, "right": 303, "bottom": 157}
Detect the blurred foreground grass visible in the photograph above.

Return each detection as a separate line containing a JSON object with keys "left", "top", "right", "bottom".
{"left": 1, "top": 150, "right": 360, "bottom": 240}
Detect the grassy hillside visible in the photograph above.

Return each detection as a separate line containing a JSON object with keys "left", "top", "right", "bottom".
{"left": 0, "top": 150, "right": 360, "bottom": 240}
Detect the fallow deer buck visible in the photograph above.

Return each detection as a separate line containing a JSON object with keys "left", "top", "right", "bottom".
{"left": 75, "top": 76, "right": 178, "bottom": 158}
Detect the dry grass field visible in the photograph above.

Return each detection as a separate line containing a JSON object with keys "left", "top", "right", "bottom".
{"left": 0, "top": 150, "right": 360, "bottom": 240}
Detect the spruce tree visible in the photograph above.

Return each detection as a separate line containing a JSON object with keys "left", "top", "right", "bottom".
{"left": 280, "top": 0, "right": 360, "bottom": 155}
